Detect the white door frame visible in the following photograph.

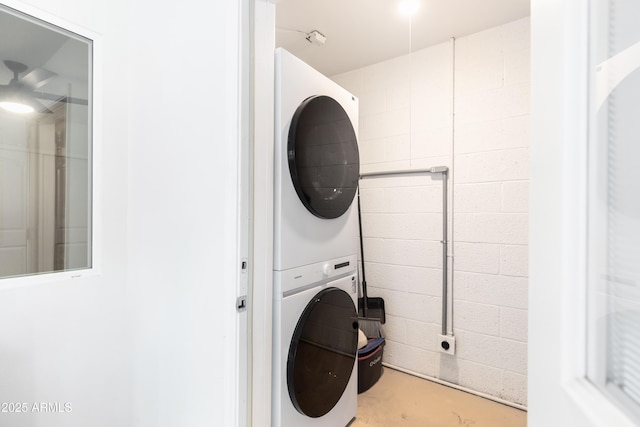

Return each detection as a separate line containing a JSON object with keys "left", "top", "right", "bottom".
{"left": 529, "top": 0, "right": 637, "bottom": 425}
{"left": 249, "top": 1, "right": 276, "bottom": 426}
{"left": 249, "top": 0, "right": 640, "bottom": 426}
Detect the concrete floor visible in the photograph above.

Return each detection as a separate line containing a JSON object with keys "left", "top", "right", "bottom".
{"left": 351, "top": 367, "right": 527, "bottom": 427}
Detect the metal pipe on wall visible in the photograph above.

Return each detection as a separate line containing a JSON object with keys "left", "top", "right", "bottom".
{"left": 359, "top": 165, "right": 450, "bottom": 335}
{"left": 441, "top": 169, "right": 448, "bottom": 335}
{"left": 449, "top": 36, "right": 456, "bottom": 337}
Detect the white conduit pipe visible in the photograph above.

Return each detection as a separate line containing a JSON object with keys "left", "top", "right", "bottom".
{"left": 448, "top": 36, "right": 456, "bottom": 336}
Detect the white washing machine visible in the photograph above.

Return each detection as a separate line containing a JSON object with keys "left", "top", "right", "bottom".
{"left": 274, "top": 48, "right": 360, "bottom": 272}
{"left": 272, "top": 255, "right": 359, "bottom": 427}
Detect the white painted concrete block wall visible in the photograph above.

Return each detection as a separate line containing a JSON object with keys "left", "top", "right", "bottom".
{"left": 333, "top": 17, "right": 529, "bottom": 405}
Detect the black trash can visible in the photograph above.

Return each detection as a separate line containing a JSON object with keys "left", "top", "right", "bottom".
{"left": 357, "top": 337, "right": 385, "bottom": 394}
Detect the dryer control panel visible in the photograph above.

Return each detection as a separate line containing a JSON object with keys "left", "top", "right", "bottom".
{"left": 276, "top": 254, "right": 357, "bottom": 295}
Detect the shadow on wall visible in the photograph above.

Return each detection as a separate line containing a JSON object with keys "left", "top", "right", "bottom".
{"left": 440, "top": 355, "right": 460, "bottom": 385}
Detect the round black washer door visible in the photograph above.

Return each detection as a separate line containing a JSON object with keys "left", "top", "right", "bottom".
{"left": 287, "top": 286, "right": 358, "bottom": 418}
{"left": 288, "top": 95, "right": 360, "bottom": 219}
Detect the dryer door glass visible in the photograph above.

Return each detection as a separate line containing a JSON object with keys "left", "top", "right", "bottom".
{"left": 287, "top": 286, "right": 358, "bottom": 417}
{"left": 288, "top": 95, "right": 360, "bottom": 219}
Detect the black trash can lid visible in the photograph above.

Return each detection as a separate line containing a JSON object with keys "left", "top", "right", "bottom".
{"left": 358, "top": 337, "right": 385, "bottom": 356}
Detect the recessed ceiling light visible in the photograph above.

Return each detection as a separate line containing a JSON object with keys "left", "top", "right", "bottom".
{"left": 398, "top": 0, "right": 420, "bottom": 17}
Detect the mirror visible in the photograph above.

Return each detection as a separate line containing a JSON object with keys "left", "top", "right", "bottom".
{"left": 0, "top": 5, "right": 93, "bottom": 279}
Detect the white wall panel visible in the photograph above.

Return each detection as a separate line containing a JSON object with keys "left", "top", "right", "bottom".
{"left": 454, "top": 242, "right": 501, "bottom": 274}
{"left": 454, "top": 148, "right": 530, "bottom": 183}
{"left": 0, "top": 1, "right": 131, "bottom": 425}
{"left": 500, "top": 244, "right": 529, "bottom": 276}
{"left": 455, "top": 271, "right": 528, "bottom": 309}
{"left": 455, "top": 212, "right": 528, "bottom": 245}
{"left": 454, "top": 183, "right": 502, "bottom": 213}
{"left": 501, "top": 307, "right": 529, "bottom": 342}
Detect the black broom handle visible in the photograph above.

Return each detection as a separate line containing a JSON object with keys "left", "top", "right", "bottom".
{"left": 357, "top": 190, "right": 369, "bottom": 316}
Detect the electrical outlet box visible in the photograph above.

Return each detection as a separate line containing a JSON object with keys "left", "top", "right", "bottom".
{"left": 438, "top": 334, "right": 456, "bottom": 355}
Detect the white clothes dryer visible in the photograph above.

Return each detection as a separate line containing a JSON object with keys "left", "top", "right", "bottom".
{"left": 272, "top": 255, "right": 359, "bottom": 427}
{"left": 274, "top": 48, "right": 360, "bottom": 272}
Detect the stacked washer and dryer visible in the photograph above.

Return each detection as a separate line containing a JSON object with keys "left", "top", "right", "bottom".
{"left": 272, "top": 48, "right": 361, "bottom": 427}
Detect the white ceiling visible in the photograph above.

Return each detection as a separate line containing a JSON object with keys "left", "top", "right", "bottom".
{"left": 276, "top": 0, "right": 530, "bottom": 76}
{"left": 0, "top": 8, "right": 89, "bottom": 101}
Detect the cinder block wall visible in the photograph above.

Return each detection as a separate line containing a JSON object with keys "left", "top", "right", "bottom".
{"left": 332, "top": 17, "right": 529, "bottom": 405}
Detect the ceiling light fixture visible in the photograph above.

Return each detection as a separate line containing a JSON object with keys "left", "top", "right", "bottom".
{"left": 0, "top": 100, "right": 34, "bottom": 114}
{"left": 0, "top": 60, "right": 60, "bottom": 114}
{"left": 0, "top": 86, "right": 52, "bottom": 114}
{"left": 398, "top": 0, "right": 420, "bottom": 17}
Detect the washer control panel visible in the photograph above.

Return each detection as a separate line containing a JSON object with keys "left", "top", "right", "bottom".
{"left": 276, "top": 254, "right": 357, "bottom": 295}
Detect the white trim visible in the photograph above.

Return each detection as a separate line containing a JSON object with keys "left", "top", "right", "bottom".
{"left": 91, "top": 21, "right": 103, "bottom": 287}
{"left": 238, "top": 0, "right": 252, "bottom": 426}
{"left": 250, "top": 1, "right": 276, "bottom": 426}
{"left": 565, "top": 379, "right": 637, "bottom": 427}
{"left": 531, "top": 0, "right": 640, "bottom": 425}
{"left": 586, "top": 0, "right": 609, "bottom": 388}
{"left": 559, "top": 0, "right": 589, "bottom": 385}
{"left": 0, "top": 0, "right": 102, "bottom": 290}
{"left": 221, "top": 0, "right": 244, "bottom": 425}
{"left": 384, "top": 363, "right": 528, "bottom": 411}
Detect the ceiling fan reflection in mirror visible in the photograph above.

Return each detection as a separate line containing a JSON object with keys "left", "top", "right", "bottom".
{"left": 0, "top": 60, "right": 88, "bottom": 114}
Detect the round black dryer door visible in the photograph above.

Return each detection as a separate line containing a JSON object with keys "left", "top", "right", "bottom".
{"left": 287, "top": 287, "right": 358, "bottom": 418}
{"left": 288, "top": 95, "right": 360, "bottom": 219}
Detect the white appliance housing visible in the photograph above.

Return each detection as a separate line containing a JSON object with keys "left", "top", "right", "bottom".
{"left": 272, "top": 256, "right": 359, "bottom": 427}
{"left": 273, "top": 48, "right": 360, "bottom": 272}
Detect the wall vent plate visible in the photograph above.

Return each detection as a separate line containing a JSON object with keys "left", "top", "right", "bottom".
{"left": 438, "top": 334, "right": 456, "bottom": 355}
